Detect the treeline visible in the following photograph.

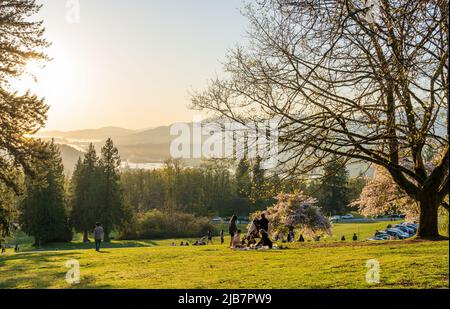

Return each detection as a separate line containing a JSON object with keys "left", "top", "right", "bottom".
{"left": 1, "top": 138, "right": 366, "bottom": 245}
{"left": 120, "top": 155, "right": 367, "bottom": 218}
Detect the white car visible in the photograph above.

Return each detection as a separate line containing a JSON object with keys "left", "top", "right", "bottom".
{"left": 341, "top": 214, "right": 354, "bottom": 220}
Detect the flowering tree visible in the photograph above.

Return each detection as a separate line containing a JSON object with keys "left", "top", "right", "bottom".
{"left": 249, "top": 192, "right": 331, "bottom": 237}
{"left": 355, "top": 165, "right": 419, "bottom": 221}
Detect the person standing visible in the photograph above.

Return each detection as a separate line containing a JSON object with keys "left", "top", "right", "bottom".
{"left": 258, "top": 213, "right": 269, "bottom": 234}
{"left": 220, "top": 229, "right": 224, "bottom": 245}
{"left": 228, "top": 215, "right": 238, "bottom": 247}
{"left": 207, "top": 230, "right": 213, "bottom": 244}
{"left": 1, "top": 239, "right": 6, "bottom": 254}
{"left": 94, "top": 222, "right": 104, "bottom": 252}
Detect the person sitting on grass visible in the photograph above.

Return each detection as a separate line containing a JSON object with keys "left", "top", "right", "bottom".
{"left": 231, "top": 230, "right": 245, "bottom": 249}
{"left": 256, "top": 230, "right": 273, "bottom": 249}
{"left": 352, "top": 233, "right": 358, "bottom": 241}
{"left": 194, "top": 237, "right": 207, "bottom": 246}
{"left": 298, "top": 234, "right": 305, "bottom": 242}
{"left": 341, "top": 235, "right": 346, "bottom": 241}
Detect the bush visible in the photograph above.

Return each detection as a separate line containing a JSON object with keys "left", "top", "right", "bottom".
{"left": 118, "top": 209, "right": 215, "bottom": 240}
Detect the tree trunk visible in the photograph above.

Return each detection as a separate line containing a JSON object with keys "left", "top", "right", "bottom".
{"left": 83, "top": 230, "right": 89, "bottom": 243}
{"left": 417, "top": 194, "right": 440, "bottom": 239}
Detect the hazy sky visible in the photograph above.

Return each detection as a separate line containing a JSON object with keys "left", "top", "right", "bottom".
{"left": 19, "top": 0, "right": 248, "bottom": 131}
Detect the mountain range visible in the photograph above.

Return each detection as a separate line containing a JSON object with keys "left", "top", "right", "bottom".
{"left": 37, "top": 125, "right": 373, "bottom": 177}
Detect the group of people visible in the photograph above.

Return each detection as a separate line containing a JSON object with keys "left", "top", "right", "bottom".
{"left": 228, "top": 214, "right": 273, "bottom": 249}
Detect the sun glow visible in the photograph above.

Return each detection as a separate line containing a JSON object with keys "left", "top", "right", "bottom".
{"left": 10, "top": 46, "right": 77, "bottom": 98}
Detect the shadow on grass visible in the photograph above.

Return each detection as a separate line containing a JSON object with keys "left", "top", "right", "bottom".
{"left": 0, "top": 251, "right": 113, "bottom": 289}
{"left": 21, "top": 239, "right": 159, "bottom": 253}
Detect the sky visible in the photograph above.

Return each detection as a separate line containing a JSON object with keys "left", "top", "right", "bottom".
{"left": 15, "top": 0, "right": 248, "bottom": 131}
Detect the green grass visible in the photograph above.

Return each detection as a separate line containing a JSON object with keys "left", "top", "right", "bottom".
{"left": 0, "top": 221, "right": 448, "bottom": 289}
{"left": 0, "top": 239, "right": 447, "bottom": 289}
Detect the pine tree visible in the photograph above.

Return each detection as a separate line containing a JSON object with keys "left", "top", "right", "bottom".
{"left": 0, "top": 183, "right": 18, "bottom": 237}
{"left": 70, "top": 144, "right": 100, "bottom": 242}
{"left": 19, "top": 141, "right": 72, "bottom": 246}
{"left": 251, "top": 156, "right": 266, "bottom": 208}
{"left": 236, "top": 157, "right": 251, "bottom": 198}
{"left": 98, "top": 138, "right": 126, "bottom": 242}
{"left": 0, "top": 1, "right": 50, "bottom": 193}
{"left": 318, "top": 156, "right": 351, "bottom": 216}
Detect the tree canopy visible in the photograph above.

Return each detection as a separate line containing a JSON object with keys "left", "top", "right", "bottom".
{"left": 192, "top": 0, "right": 449, "bottom": 238}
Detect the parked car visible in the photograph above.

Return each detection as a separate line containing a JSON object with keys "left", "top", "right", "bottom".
{"left": 211, "top": 217, "right": 223, "bottom": 224}
{"left": 403, "top": 222, "right": 418, "bottom": 229}
{"left": 385, "top": 228, "right": 411, "bottom": 239}
{"left": 391, "top": 214, "right": 406, "bottom": 219}
{"left": 330, "top": 215, "right": 341, "bottom": 222}
{"left": 237, "top": 216, "right": 249, "bottom": 224}
{"left": 367, "top": 234, "right": 390, "bottom": 241}
{"left": 395, "top": 224, "right": 416, "bottom": 235}
{"left": 341, "top": 214, "right": 354, "bottom": 220}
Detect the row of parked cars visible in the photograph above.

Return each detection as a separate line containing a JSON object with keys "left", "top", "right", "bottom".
{"left": 368, "top": 222, "right": 418, "bottom": 241}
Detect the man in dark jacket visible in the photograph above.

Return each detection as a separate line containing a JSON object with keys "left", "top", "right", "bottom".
{"left": 258, "top": 213, "right": 269, "bottom": 233}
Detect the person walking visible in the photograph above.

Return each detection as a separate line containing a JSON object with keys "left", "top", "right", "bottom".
{"left": 94, "top": 222, "right": 104, "bottom": 252}
{"left": 228, "top": 215, "right": 238, "bottom": 247}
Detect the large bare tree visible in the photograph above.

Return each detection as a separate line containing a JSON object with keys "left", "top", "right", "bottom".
{"left": 191, "top": 0, "right": 449, "bottom": 238}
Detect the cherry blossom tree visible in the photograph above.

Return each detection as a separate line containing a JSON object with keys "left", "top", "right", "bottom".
{"left": 249, "top": 192, "right": 331, "bottom": 237}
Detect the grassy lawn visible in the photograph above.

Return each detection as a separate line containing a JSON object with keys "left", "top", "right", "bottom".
{"left": 0, "top": 221, "right": 448, "bottom": 289}
{"left": 0, "top": 222, "right": 449, "bottom": 289}
{"left": 0, "top": 240, "right": 447, "bottom": 289}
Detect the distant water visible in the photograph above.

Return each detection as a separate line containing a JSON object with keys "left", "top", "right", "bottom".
{"left": 121, "top": 162, "right": 165, "bottom": 170}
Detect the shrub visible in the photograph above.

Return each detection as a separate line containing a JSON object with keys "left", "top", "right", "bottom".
{"left": 118, "top": 209, "right": 215, "bottom": 240}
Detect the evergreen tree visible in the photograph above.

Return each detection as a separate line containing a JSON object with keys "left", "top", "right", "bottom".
{"left": 70, "top": 144, "right": 100, "bottom": 242}
{"left": 0, "top": 1, "right": 50, "bottom": 193}
{"left": 19, "top": 142, "right": 72, "bottom": 246}
{"left": 0, "top": 183, "right": 18, "bottom": 237}
{"left": 98, "top": 138, "right": 126, "bottom": 242}
{"left": 317, "top": 156, "right": 351, "bottom": 216}
{"left": 236, "top": 157, "right": 251, "bottom": 198}
{"left": 251, "top": 156, "right": 266, "bottom": 209}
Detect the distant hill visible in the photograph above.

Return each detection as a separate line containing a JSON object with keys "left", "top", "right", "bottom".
{"left": 36, "top": 127, "right": 136, "bottom": 141}
{"left": 43, "top": 124, "right": 375, "bottom": 177}
{"left": 114, "top": 125, "right": 173, "bottom": 145}
{"left": 56, "top": 144, "right": 85, "bottom": 174}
